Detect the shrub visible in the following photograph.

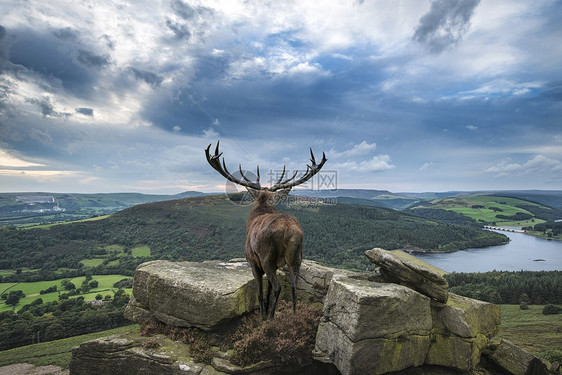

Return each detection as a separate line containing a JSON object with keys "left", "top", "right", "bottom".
{"left": 113, "top": 278, "right": 133, "bottom": 288}
{"left": 230, "top": 300, "right": 323, "bottom": 367}
{"left": 542, "top": 304, "right": 562, "bottom": 315}
{"left": 540, "top": 346, "right": 562, "bottom": 365}
{"left": 40, "top": 285, "right": 57, "bottom": 294}
{"left": 5, "top": 290, "right": 25, "bottom": 306}
{"left": 519, "top": 302, "right": 529, "bottom": 310}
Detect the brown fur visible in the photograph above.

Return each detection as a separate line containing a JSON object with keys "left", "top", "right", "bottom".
{"left": 245, "top": 188, "right": 303, "bottom": 318}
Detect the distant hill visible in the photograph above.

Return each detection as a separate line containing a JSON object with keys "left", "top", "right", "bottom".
{"left": 299, "top": 189, "right": 562, "bottom": 211}
{"left": 0, "top": 193, "right": 507, "bottom": 275}
{"left": 2, "top": 190, "right": 559, "bottom": 227}
{"left": 488, "top": 190, "right": 562, "bottom": 210}
{"left": 0, "top": 191, "right": 206, "bottom": 226}
{"left": 294, "top": 189, "right": 421, "bottom": 210}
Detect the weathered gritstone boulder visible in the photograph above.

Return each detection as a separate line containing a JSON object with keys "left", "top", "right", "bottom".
{"left": 431, "top": 293, "right": 501, "bottom": 339}
{"left": 124, "top": 260, "right": 259, "bottom": 330}
{"left": 483, "top": 338, "right": 550, "bottom": 375}
{"left": 314, "top": 276, "right": 433, "bottom": 375}
{"left": 425, "top": 293, "right": 501, "bottom": 371}
{"left": 365, "top": 248, "right": 449, "bottom": 303}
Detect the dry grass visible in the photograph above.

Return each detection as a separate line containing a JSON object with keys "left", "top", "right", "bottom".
{"left": 498, "top": 304, "right": 562, "bottom": 363}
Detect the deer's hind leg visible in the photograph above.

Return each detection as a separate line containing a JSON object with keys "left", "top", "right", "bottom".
{"left": 265, "top": 279, "right": 272, "bottom": 316}
{"left": 264, "top": 268, "right": 282, "bottom": 319}
{"left": 287, "top": 265, "right": 300, "bottom": 314}
{"left": 285, "top": 236, "right": 303, "bottom": 314}
{"left": 251, "top": 266, "right": 266, "bottom": 317}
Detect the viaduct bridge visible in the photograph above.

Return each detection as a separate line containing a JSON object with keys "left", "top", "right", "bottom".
{"left": 484, "top": 225, "right": 524, "bottom": 233}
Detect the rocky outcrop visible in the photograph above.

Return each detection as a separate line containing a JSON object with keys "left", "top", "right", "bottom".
{"left": 71, "top": 249, "right": 555, "bottom": 375}
{"left": 313, "top": 277, "right": 501, "bottom": 375}
{"left": 124, "top": 259, "right": 355, "bottom": 330}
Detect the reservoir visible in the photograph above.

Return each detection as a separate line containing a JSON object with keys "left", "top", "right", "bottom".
{"left": 414, "top": 230, "right": 562, "bottom": 273}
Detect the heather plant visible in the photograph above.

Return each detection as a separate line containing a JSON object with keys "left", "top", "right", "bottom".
{"left": 139, "top": 300, "right": 323, "bottom": 367}
{"left": 230, "top": 300, "right": 323, "bottom": 366}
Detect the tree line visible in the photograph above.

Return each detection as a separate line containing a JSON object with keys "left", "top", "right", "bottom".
{"left": 524, "top": 221, "right": 562, "bottom": 236}
{"left": 445, "top": 270, "right": 561, "bottom": 305}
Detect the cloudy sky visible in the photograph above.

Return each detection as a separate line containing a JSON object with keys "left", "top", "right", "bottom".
{"left": 0, "top": 0, "right": 561, "bottom": 194}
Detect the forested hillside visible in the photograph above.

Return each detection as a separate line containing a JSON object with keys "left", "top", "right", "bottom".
{"left": 0, "top": 194, "right": 507, "bottom": 276}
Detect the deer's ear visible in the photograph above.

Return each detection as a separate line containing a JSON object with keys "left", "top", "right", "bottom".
{"left": 245, "top": 187, "right": 260, "bottom": 200}
{"left": 273, "top": 188, "right": 291, "bottom": 203}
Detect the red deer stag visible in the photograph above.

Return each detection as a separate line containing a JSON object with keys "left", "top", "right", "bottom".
{"left": 205, "top": 142, "right": 327, "bottom": 318}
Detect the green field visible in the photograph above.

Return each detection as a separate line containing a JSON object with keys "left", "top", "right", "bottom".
{"left": 0, "top": 274, "right": 132, "bottom": 312}
{"left": 132, "top": 245, "right": 151, "bottom": 258}
{"left": 79, "top": 258, "right": 105, "bottom": 267}
{"left": 0, "top": 325, "right": 138, "bottom": 370}
{"left": 414, "top": 196, "right": 549, "bottom": 227}
{"left": 498, "top": 304, "right": 562, "bottom": 363}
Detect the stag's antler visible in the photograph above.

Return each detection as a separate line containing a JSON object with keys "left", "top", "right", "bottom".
{"left": 268, "top": 148, "right": 327, "bottom": 191}
{"left": 205, "top": 141, "right": 262, "bottom": 190}
{"left": 205, "top": 141, "right": 327, "bottom": 191}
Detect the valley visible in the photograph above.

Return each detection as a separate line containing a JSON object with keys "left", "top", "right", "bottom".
{"left": 0, "top": 190, "right": 560, "bottom": 369}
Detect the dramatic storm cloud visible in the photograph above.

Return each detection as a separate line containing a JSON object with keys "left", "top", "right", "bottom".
{"left": 0, "top": 0, "right": 560, "bottom": 194}
{"left": 413, "top": 0, "right": 480, "bottom": 53}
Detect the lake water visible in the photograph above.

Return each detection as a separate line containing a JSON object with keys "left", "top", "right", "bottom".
{"left": 414, "top": 230, "right": 562, "bottom": 273}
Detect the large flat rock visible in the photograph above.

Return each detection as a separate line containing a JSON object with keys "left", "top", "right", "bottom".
{"left": 125, "top": 260, "right": 259, "bottom": 330}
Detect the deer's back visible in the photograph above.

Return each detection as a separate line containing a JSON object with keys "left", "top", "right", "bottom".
{"left": 245, "top": 212, "right": 303, "bottom": 268}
